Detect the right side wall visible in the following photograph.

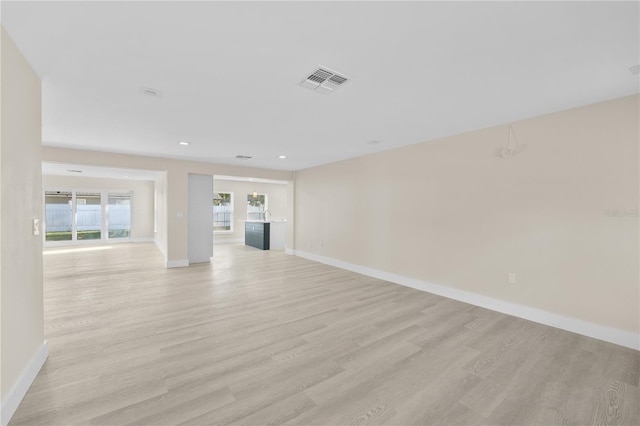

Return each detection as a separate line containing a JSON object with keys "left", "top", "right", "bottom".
{"left": 295, "top": 95, "right": 639, "bottom": 343}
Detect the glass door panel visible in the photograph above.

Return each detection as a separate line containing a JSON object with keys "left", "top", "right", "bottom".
{"left": 76, "top": 192, "right": 102, "bottom": 240}
{"left": 108, "top": 192, "right": 131, "bottom": 238}
{"left": 45, "top": 191, "right": 72, "bottom": 241}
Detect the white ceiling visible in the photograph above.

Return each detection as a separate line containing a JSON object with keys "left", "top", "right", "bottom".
{"left": 42, "top": 162, "right": 165, "bottom": 181}
{"left": 3, "top": 1, "right": 639, "bottom": 171}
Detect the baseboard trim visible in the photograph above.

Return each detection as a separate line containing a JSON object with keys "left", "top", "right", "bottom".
{"left": 166, "top": 259, "right": 189, "bottom": 268}
{"left": 292, "top": 250, "right": 640, "bottom": 351}
{"left": 285, "top": 248, "right": 295, "bottom": 256}
{"left": 1, "top": 341, "right": 49, "bottom": 426}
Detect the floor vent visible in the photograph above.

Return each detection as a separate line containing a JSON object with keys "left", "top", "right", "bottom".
{"left": 300, "top": 66, "right": 350, "bottom": 94}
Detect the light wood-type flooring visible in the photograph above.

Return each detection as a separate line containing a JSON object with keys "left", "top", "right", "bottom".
{"left": 10, "top": 243, "right": 640, "bottom": 425}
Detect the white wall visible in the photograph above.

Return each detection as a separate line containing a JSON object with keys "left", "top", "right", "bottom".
{"left": 42, "top": 175, "right": 155, "bottom": 241}
{"left": 154, "top": 173, "right": 168, "bottom": 258}
{"left": 213, "top": 179, "right": 289, "bottom": 244}
{"left": 0, "top": 28, "right": 46, "bottom": 425}
{"left": 294, "top": 95, "right": 639, "bottom": 342}
{"left": 188, "top": 174, "right": 213, "bottom": 263}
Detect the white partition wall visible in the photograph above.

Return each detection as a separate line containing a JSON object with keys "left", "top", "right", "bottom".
{"left": 188, "top": 173, "right": 213, "bottom": 264}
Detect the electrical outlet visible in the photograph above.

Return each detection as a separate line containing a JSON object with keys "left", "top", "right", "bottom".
{"left": 508, "top": 272, "right": 516, "bottom": 284}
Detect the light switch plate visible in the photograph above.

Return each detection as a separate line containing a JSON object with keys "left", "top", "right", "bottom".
{"left": 33, "top": 218, "right": 40, "bottom": 236}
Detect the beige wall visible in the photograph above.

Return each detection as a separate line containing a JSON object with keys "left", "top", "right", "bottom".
{"left": 213, "top": 179, "right": 289, "bottom": 243}
{"left": 42, "top": 175, "right": 155, "bottom": 240}
{"left": 42, "top": 147, "right": 293, "bottom": 265}
{"left": 154, "top": 174, "right": 168, "bottom": 257}
{"left": 0, "top": 27, "right": 44, "bottom": 409}
{"left": 295, "top": 95, "right": 639, "bottom": 334}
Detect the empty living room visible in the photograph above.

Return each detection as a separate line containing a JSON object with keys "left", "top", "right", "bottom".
{"left": 1, "top": 1, "right": 638, "bottom": 425}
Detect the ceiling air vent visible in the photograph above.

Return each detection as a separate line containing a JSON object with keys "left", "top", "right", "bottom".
{"left": 235, "top": 155, "right": 253, "bottom": 160}
{"left": 139, "top": 86, "right": 163, "bottom": 98}
{"left": 300, "top": 66, "right": 350, "bottom": 94}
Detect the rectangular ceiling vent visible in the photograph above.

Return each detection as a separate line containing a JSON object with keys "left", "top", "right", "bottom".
{"left": 235, "top": 155, "right": 252, "bottom": 160}
{"left": 139, "top": 86, "right": 163, "bottom": 98}
{"left": 300, "top": 66, "right": 350, "bottom": 94}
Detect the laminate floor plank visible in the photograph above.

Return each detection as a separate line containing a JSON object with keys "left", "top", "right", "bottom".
{"left": 9, "top": 243, "right": 640, "bottom": 426}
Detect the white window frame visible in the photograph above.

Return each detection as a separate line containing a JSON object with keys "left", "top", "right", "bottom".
{"left": 43, "top": 188, "right": 133, "bottom": 246}
{"left": 213, "top": 192, "right": 234, "bottom": 234}
{"left": 246, "top": 193, "right": 268, "bottom": 221}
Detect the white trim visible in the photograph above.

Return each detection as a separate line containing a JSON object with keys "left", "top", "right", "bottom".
{"left": 1, "top": 341, "right": 49, "bottom": 426}
{"left": 214, "top": 175, "right": 289, "bottom": 185}
{"left": 213, "top": 191, "right": 234, "bottom": 235}
{"left": 292, "top": 250, "right": 640, "bottom": 351}
{"left": 166, "top": 259, "right": 189, "bottom": 268}
{"left": 213, "top": 238, "right": 244, "bottom": 245}
{"left": 285, "top": 248, "right": 295, "bottom": 256}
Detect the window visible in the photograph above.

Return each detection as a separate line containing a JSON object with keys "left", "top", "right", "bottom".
{"left": 44, "top": 189, "right": 133, "bottom": 244}
{"left": 44, "top": 191, "right": 73, "bottom": 241}
{"left": 213, "top": 192, "right": 233, "bottom": 232}
{"left": 76, "top": 192, "right": 102, "bottom": 240}
{"left": 247, "top": 193, "right": 267, "bottom": 221}
{"left": 108, "top": 192, "right": 132, "bottom": 238}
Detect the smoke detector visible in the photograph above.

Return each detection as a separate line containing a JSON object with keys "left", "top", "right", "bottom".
{"left": 300, "top": 66, "right": 350, "bottom": 94}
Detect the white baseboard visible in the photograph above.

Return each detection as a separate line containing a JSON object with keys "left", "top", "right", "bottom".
{"left": 166, "top": 259, "right": 189, "bottom": 268}
{"left": 292, "top": 250, "right": 640, "bottom": 351}
{"left": 285, "top": 248, "right": 295, "bottom": 256}
{"left": 213, "top": 238, "right": 244, "bottom": 245}
{"left": 1, "top": 341, "right": 49, "bottom": 426}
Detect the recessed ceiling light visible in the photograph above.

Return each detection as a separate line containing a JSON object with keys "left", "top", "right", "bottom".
{"left": 278, "top": 155, "right": 287, "bottom": 159}
{"left": 178, "top": 141, "right": 189, "bottom": 146}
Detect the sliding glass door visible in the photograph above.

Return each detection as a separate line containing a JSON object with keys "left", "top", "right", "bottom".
{"left": 76, "top": 192, "right": 102, "bottom": 240}
{"left": 44, "top": 191, "right": 73, "bottom": 241}
{"left": 108, "top": 192, "right": 131, "bottom": 238}
{"left": 44, "top": 189, "right": 133, "bottom": 244}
